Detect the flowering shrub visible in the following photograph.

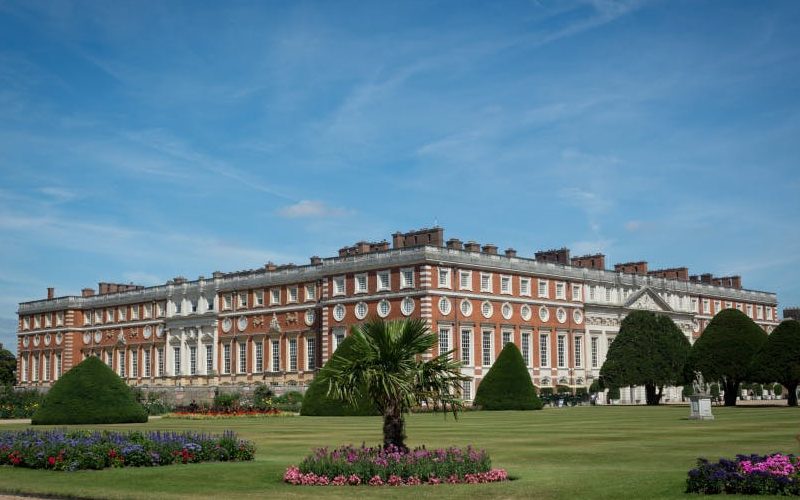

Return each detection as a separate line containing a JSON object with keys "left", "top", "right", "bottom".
{"left": 164, "top": 408, "right": 295, "bottom": 419}
{"left": 283, "top": 444, "right": 508, "bottom": 486}
{"left": 0, "top": 387, "right": 44, "bottom": 419}
{"left": 686, "top": 453, "right": 800, "bottom": 495}
{"left": 0, "top": 429, "right": 255, "bottom": 471}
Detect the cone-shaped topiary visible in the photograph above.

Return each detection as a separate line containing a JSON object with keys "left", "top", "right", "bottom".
{"left": 300, "top": 337, "right": 379, "bottom": 416}
{"left": 32, "top": 355, "right": 147, "bottom": 425}
{"left": 473, "top": 343, "right": 543, "bottom": 410}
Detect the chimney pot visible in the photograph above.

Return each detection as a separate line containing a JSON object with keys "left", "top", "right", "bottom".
{"left": 47, "top": 287, "right": 55, "bottom": 300}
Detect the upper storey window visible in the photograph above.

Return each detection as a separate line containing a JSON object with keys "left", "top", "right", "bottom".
{"left": 571, "top": 284, "right": 582, "bottom": 301}
{"left": 766, "top": 307, "right": 773, "bottom": 321}
{"left": 377, "top": 271, "right": 390, "bottom": 291}
{"left": 480, "top": 273, "right": 492, "bottom": 293}
{"left": 438, "top": 268, "right": 451, "bottom": 289}
{"left": 144, "top": 304, "right": 153, "bottom": 319}
{"left": 500, "top": 275, "right": 511, "bottom": 294}
{"left": 702, "top": 299, "right": 710, "bottom": 314}
{"left": 538, "top": 279, "right": 549, "bottom": 299}
{"left": 713, "top": 300, "right": 721, "bottom": 314}
{"left": 556, "top": 282, "right": 566, "bottom": 300}
{"left": 238, "top": 292, "right": 248, "bottom": 308}
{"left": 288, "top": 286, "right": 299, "bottom": 303}
{"left": 44, "top": 314, "right": 52, "bottom": 328}
{"left": 401, "top": 268, "right": 414, "bottom": 289}
{"left": 459, "top": 270, "right": 472, "bottom": 291}
{"left": 270, "top": 288, "right": 280, "bottom": 305}
{"left": 130, "top": 306, "right": 139, "bottom": 321}
{"left": 118, "top": 307, "right": 126, "bottom": 321}
{"left": 355, "top": 274, "right": 368, "bottom": 294}
{"left": 520, "top": 277, "right": 531, "bottom": 296}
{"left": 333, "top": 276, "right": 346, "bottom": 296}
{"left": 157, "top": 301, "right": 166, "bottom": 317}
{"left": 23, "top": 317, "right": 30, "bottom": 330}
{"left": 756, "top": 305, "right": 763, "bottom": 320}
{"left": 305, "top": 284, "right": 316, "bottom": 301}
{"left": 255, "top": 290, "right": 264, "bottom": 306}
{"left": 106, "top": 309, "right": 114, "bottom": 322}
{"left": 746, "top": 304, "right": 753, "bottom": 318}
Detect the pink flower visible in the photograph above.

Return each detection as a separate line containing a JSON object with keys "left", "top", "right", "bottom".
{"left": 315, "top": 476, "right": 330, "bottom": 486}
{"left": 446, "top": 474, "right": 460, "bottom": 484}
{"left": 427, "top": 475, "right": 441, "bottom": 485}
{"left": 283, "top": 466, "right": 303, "bottom": 485}
{"left": 331, "top": 475, "right": 347, "bottom": 486}
{"left": 387, "top": 474, "right": 403, "bottom": 486}
{"left": 405, "top": 475, "right": 422, "bottom": 486}
{"left": 369, "top": 475, "right": 384, "bottom": 486}
{"left": 347, "top": 474, "right": 362, "bottom": 485}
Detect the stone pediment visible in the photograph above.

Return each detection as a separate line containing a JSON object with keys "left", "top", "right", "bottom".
{"left": 624, "top": 286, "right": 673, "bottom": 313}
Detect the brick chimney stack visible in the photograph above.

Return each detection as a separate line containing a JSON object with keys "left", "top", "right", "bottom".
{"left": 47, "top": 287, "right": 54, "bottom": 300}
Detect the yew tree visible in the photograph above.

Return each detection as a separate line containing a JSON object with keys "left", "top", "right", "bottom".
{"left": 600, "top": 310, "right": 691, "bottom": 405}
{"left": 751, "top": 319, "right": 800, "bottom": 406}
{"left": 689, "top": 309, "right": 767, "bottom": 406}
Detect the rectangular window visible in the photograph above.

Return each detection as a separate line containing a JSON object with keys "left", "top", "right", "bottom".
{"left": 34, "top": 315, "right": 41, "bottom": 329}
{"left": 589, "top": 286, "right": 596, "bottom": 301}
{"left": 756, "top": 305, "right": 764, "bottom": 320}
{"left": 255, "top": 290, "right": 264, "bottom": 306}
{"left": 106, "top": 350, "right": 113, "bottom": 367}
{"left": 289, "top": 338, "right": 297, "bottom": 372}
{"left": 206, "top": 345, "right": 213, "bottom": 374}
{"left": 702, "top": 299, "right": 710, "bottom": 314}
{"left": 238, "top": 292, "right": 248, "bottom": 308}
{"left": 191, "top": 300, "right": 198, "bottom": 313}
{"left": 271, "top": 340, "right": 280, "bottom": 372}
{"left": 106, "top": 309, "right": 114, "bottom": 322}
{"left": 480, "top": 273, "right": 493, "bottom": 292}
{"left": 44, "top": 314, "right": 52, "bottom": 328}
{"left": 556, "top": 282, "right": 566, "bottom": 300}
{"left": 459, "top": 270, "right": 472, "bottom": 290}
{"left": 767, "top": 307, "right": 773, "bottom": 321}
{"left": 143, "top": 349, "right": 151, "bottom": 377}
{"left": 574, "top": 337, "right": 583, "bottom": 368}
{"left": 157, "top": 347, "right": 165, "bottom": 377}
{"left": 500, "top": 275, "right": 511, "bottom": 294}
{"left": 520, "top": 277, "right": 531, "bottom": 296}
{"left": 303, "top": 284, "right": 315, "bottom": 301}
{"left": 691, "top": 298, "right": 699, "bottom": 312}
{"left": 591, "top": 337, "right": 599, "bottom": 368}
{"left": 502, "top": 330, "right": 512, "bottom": 346}
{"left": 482, "top": 330, "right": 493, "bottom": 366}
{"left": 130, "top": 306, "right": 138, "bottom": 321}
{"left": 538, "top": 279, "right": 549, "bottom": 298}
{"left": 746, "top": 304, "right": 753, "bottom": 317}
{"left": 438, "top": 267, "right": 451, "bottom": 288}
{"left": 605, "top": 288, "right": 612, "bottom": 302}
{"left": 119, "top": 351, "right": 126, "bottom": 378}
{"left": 736, "top": 303, "right": 743, "bottom": 311}
{"left": 725, "top": 301, "right": 732, "bottom": 309}
{"left": 288, "top": 286, "right": 299, "bottom": 303}
{"left": 118, "top": 307, "right": 126, "bottom": 321}
{"left": 157, "top": 301, "right": 166, "bottom": 317}
{"left": 94, "top": 310, "right": 102, "bottom": 324}
{"left": 223, "top": 344, "right": 231, "bottom": 374}
{"left": 82, "top": 313, "right": 90, "bottom": 326}
{"left": 521, "top": 331, "right": 531, "bottom": 366}
{"left": 401, "top": 268, "right": 414, "bottom": 289}
{"left": 270, "top": 288, "right": 281, "bottom": 305}
{"left": 43, "top": 354, "right": 50, "bottom": 381}
{"left": 21, "top": 356, "right": 27, "bottom": 382}
{"left": 173, "top": 347, "right": 181, "bottom": 376}
{"left": 238, "top": 342, "right": 247, "bottom": 373}
{"left": 255, "top": 342, "right": 264, "bottom": 373}
{"left": 223, "top": 294, "right": 232, "bottom": 310}
{"left": 307, "top": 338, "right": 316, "bottom": 370}
{"left": 32, "top": 356, "right": 38, "bottom": 381}
{"left": 333, "top": 276, "right": 346, "bottom": 296}
{"left": 334, "top": 331, "right": 346, "bottom": 351}
{"left": 572, "top": 284, "right": 582, "bottom": 301}
{"left": 144, "top": 304, "right": 153, "bottom": 319}
{"left": 355, "top": 274, "right": 368, "bottom": 293}
{"left": 462, "top": 379, "right": 472, "bottom": 400}
{"left": 207, "top": 296, "right": 215, "bottom": 311}
{"left": 377, "top": 271, "right": 391, "bottom": 291}
{"left": 175, "top": 301, "right": 182, "bottom": 315}
{"left": 131, "top": 349, "right": 138, "bottom": 378}
{"left": 460, "top": 329, "right": 472, "bottom": 365}
{"left": 438, "top": 326, "right": 451, "bottom": 354}
{"left": 557, "top": 335, "right": 567, "bottom": 368}
{"left": 55, "top": 353, "right": 62, "bottom": 379}
{"left": 714, "top": 300, "right": 721, "bottom": 313}
{"left": 189, "top": 346, "right": 197, "bottom": 375}
{"left": 56, "top": 311, "right": 64, "bottom": 326}
{"left": 540, "top": 333, "right": 549, "bottom": 367}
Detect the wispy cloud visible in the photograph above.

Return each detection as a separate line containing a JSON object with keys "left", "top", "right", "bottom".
{"left": 277, "top": 200, "right": 351, "bottom": 219}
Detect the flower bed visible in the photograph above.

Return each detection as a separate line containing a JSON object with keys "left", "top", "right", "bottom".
{"left": 165, "top": 408, "right": 295, "bottom": 419}
{"left": 0, "top": 429, "right": 255, "bottom": 471}
{"left": 686, "top": 453, "right": 800, "bottom": 495}
{"left": 284, "top": 444, "right": 508, "bottom": 486}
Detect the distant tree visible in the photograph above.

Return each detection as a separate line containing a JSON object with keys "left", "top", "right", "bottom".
{"left": 689, "top": 309, "right": 767, "bottom": 407}
{"left": 607, "top": 386, "right": 620, "bottom": 401}
{"left": 599, "top": 310, "right": 691, "bottom": 405}
{"left": 473, "top": 343, "right": 543, "bottom": 411}
{"left": 751, "top": 319, "right": 800, "bottom": 406}
{"left": 0, "top": 346, "right": 15, "bottom": 385}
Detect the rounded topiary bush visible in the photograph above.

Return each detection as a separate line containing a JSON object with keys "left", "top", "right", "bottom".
{"left": 300, "top": 337, "right": 379, "bottom": 416}
{"left": 473, "top": 343, "right": 543, "bottom": 410}
{"left": 32, "top": 355, "right": 147, "bottom": 425}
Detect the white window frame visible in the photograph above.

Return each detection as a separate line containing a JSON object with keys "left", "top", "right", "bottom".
{"left": 305, "top": 283, "right": 316, "bottom": 301}
{"left": 714, "top": 300, "right": 721, "bottom": 314}
{"left": 271, "top": 340, "right": 280, "bottom": 372}
{"left": 255, "top": 341, "right": 264, "bottom": 373}
{"left": 143, "top": 349, "right": 151, "bottom": 377}
{"left": 129, "top": 307, "right": 138, "bottom": 321}
{"left": 255, "top": 290, "right": 265, "bottom": 306}
{"left": 459, "top": 270, "right": 473, "bottom": 291}
{"left": 556, "top": 282, "right": 566, "bottom": 300}
{"left": 746, "top": 304, "right": 753, "bottom": 318}
{"left": 480, "top": 272, "right": 493, "bottom": 293}
{"left": 189, "top": 346, "right": 197, "bottom": 375}
{"left": 460, "top": 328, "right": 472, "bottom": 366}
{"left": 354, "top": 273, "right": 368, "bottom": 294}
{"left": 438, "top": 267, "right": 451, "bottom": 289}
{"left": 557, "top": 334, "right": 567, "bottom": 368}
{"left": 520, "top": 277, "right": 531, "bottom": 297}
{"left": 173, "top": 346, "right": 181, "bottom": 376}
{"left": 288, "top": 338, "right": 298, "bottom": 372}
{"left": 538, "top": 279, "right": 549, "bottom": 299}
{"left": 131, "top": 349, "right": 138, "bottom": 378}
{"left": 521, "top": 330, "right": 531, "bottom": 366}
{"left": 574, "top": 336, "right": 582, "bottom": 368}
{"left": 377, "top": 271, "right": 391, "bottom": 291}
{"left": 500, "top": 275, "right": 512, "bottom": 295}
{"left": 223, "top": 294, "right": 233, "bottom": 310}
{"left": 333, "top": 276, "right": 346, "bottom": 296}
{"left": 482, "top": 330, "right": 494, "bottom": 367}
{"left": 572, "top": 284, "right": 582, "bottom": 301}
{"left": 702, "top": 299, "right": 710, "bottom": 314}
{"left": 288, "top": 286, "right": 299, "bottom": 303}
{"left": 238, "top": 292, "right": 248, "bottom": 308}
{"left": 306, "top": 337, "right": 316, "bottom": 371}
{"left": 539, "top": 332, "right": 550, "bottom": 368}
{"left": 400, "top": 268, "right": 415, "bottom": 289}
{"left": 270, "top": 288, "right": 281, "bottom": 305}
{"left": 756, "top": 305, "right": 764, "bottom": 320}
{"left": 157, "top": 347, "right": 165, "bottom": 377}
{"left": 206, "top": 344, "right": 214, "bottom": 374}
{"left": 223, "top": 344, "right": 231, "bottom": 374}
{"left": 438, "top": 326, "right": 451, "bottom": 354}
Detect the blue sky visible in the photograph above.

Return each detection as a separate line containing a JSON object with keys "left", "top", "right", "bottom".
{"left": 1, "top": 0, "right": 799, "bottom": 353}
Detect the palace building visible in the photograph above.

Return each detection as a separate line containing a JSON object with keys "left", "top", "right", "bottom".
{"left": 15, "top": 227, "right": 780, "bottom": 403}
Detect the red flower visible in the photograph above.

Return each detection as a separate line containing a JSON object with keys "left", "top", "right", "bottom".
{"left": 48, "top": 456, "right": 56, "bottom": 466}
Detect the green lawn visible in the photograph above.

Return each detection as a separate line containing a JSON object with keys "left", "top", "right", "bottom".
{"left": 0, "top": 406, "right": 798, "bottom": 499}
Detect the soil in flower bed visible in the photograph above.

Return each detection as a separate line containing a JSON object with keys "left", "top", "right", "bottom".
{"left": 165, "top": 408, "right": 296, "bottom": 419}
{"left": 686, "top": 453, "right": 800, "bottom": 495}
{"left": 0, "top": 429, "right": 255, "bottom": 471}
{"left": 284, "top": 444, "right": 508, "bottom": 486}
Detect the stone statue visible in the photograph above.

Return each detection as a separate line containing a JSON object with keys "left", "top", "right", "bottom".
{"left": 692, "top": 371, "right": 707, "bottom": 396}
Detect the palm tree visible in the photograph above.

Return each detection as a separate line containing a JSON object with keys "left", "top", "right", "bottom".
{"left": 324, "top": 317, "right": 467, "bottom": 450}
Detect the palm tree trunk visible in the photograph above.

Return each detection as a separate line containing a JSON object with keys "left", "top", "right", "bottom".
{"left": 383, "top": 405, "right": 407, "bottom": 450}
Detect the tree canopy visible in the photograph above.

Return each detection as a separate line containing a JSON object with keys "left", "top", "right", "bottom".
{"left": 599, "top": 310, "right": 691, "bottom": 405}
{"left": 473, "top": 343, "right": 543, "bottom": 410}
{"left": 300, "top": 336, "right": 379, "bottom": 416}
{"left": 688, "top": 309, "right": 767, "bottom": 406}
{"left": 0, "top": 346, "right": 15, "bottom": 386}
{"left": 325, "top": 317, "right": 466, "bottom": 449}
{"left": 751, "top": 319, "right": 800, "bottom": 406}
{"left": 32, "top": 355, "right": 147, "bottom": 425}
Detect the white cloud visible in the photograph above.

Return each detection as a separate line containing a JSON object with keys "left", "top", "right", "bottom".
{"left": 277, "top": 200, "right": 350, "bottom": 218}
